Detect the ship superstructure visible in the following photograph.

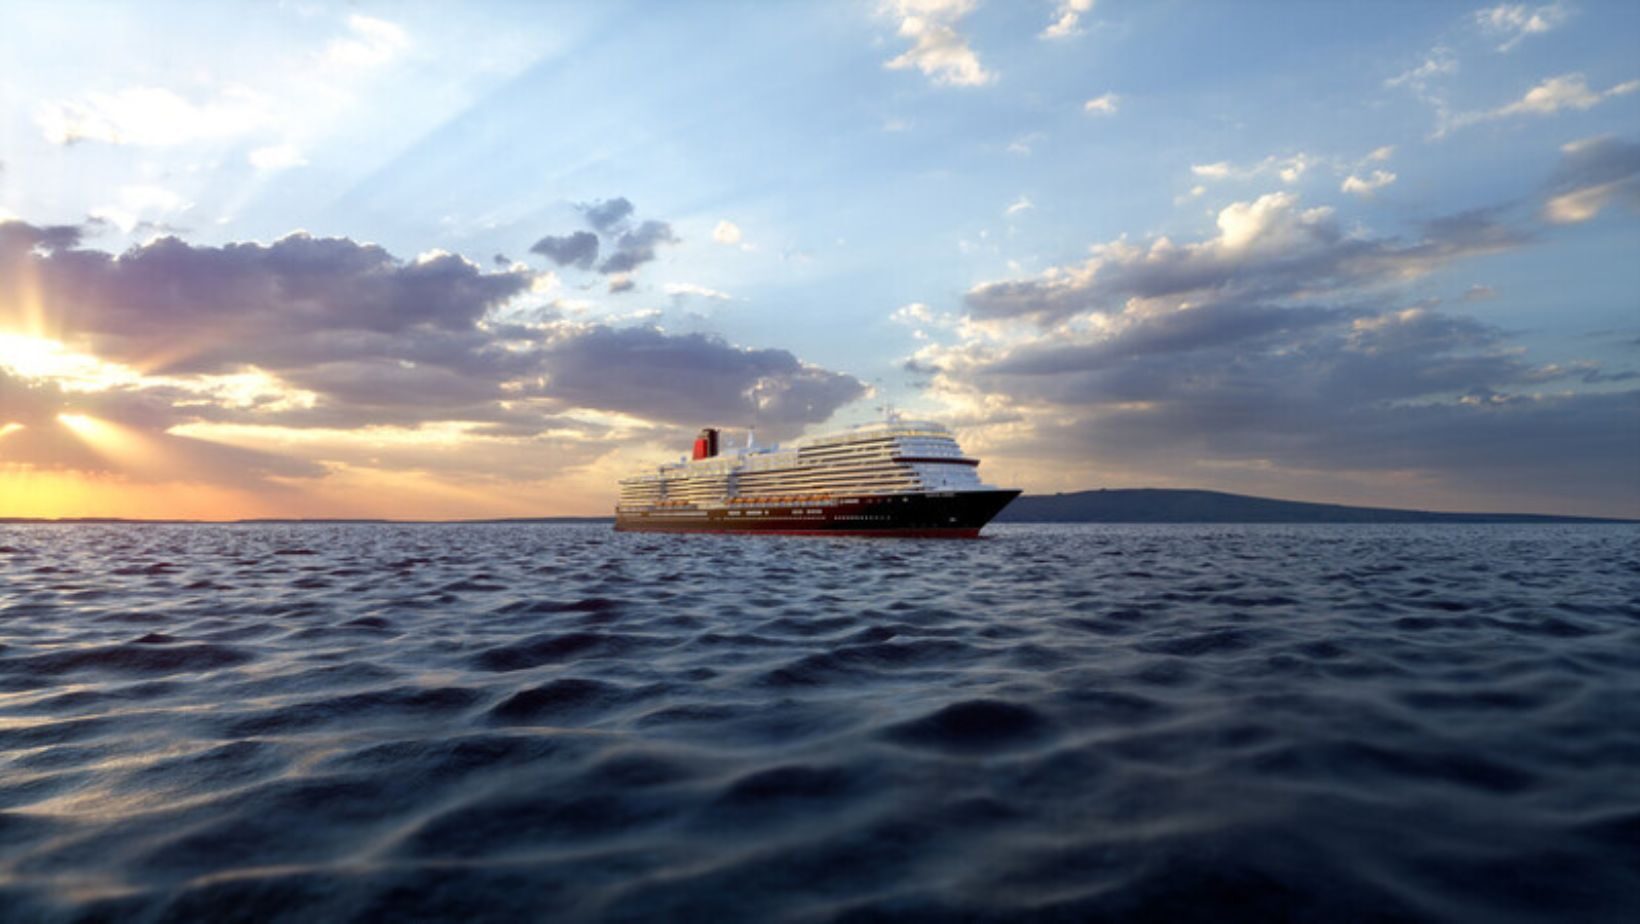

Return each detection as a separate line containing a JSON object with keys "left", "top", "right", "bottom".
{"left": 615, "top": 419, "right": 1019, "bottom": 537}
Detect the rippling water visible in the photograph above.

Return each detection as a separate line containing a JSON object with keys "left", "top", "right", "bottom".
{"left": 1, "top": 523, "right": 1638, "bottom": 922}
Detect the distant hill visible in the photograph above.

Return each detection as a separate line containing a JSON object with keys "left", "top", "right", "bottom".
{"left": 994, "top": 489, "right": 1632, "bottom": 524}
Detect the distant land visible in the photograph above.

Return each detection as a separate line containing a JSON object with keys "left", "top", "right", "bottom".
{"left": 995, "top": 489, "right": 1633, "bottom": 524}
{"left": 1, "top": 490, "right": 1632, "bottom": 525}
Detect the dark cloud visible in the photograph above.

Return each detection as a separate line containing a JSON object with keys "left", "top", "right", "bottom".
{"left": 0, "top": 219, "right": 863, "bottom": 441}
{"left": 537, "top": 326, "right": 866, "bottom": 438}
{"left": 926, "top": 185, "right": 1636, "bottom": 514}
{"left": 933, "top": 297, "right": 1639, "bottom": 511}
{"left": 0, "top": 227, "right": 534, "bottom": 378}
{"left": 529, "top": 230, "right": 599, "bottom": 269}
{"left": 0, "top": 219, "right": 82, "bottom": 259}
{"left": 989, "top": 303, "right": 1349, "bottom": 376}
{"left": 964, "top": 195, "right": 1528, "bottom": 325}
{"left": 608, "top": 275, "right": 635, "bottom": 294}
{"left": 528, "top": 200, "right": 677, "bottom": 278}
{"left": 599, "top": 220, "right": 678, "bottom": 274}
{"left": 581, "top": 197, "right": 634, "bottom": 233}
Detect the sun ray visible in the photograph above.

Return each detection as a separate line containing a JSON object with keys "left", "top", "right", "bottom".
{"left": 56, "top": 413, "right": 169, "bottom": 476}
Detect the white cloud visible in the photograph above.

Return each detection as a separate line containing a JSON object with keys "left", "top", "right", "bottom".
{"left": 1474, "top": 2, "right": 1570, "bottom": 52}
{"left": 1083, "top": 92, "right": 1119, "bottom": 115}
{"left": 1367, "top": 145, "right": 1395, "bottom": 162}
{"left": 90, "top": 184, "right": 192, "bottom": 232}
{"left": 1190, "top": 153, "right": 1316, "bottom": 185}
{"left": 1341, "top": 169, "right": 1397, "bottom": 197}
{"left": 1005, "top": 195, "right": 1034, "bottom": 216}
{"left": 665, "top": 282, "right": 733, "bottom": 301}
{"left": 1386, "top": 47, "right": 1459, "bottom": 135}
{"left": 248, "top": 143, "right": 308, "bottom": 171}
{"left": 1497, "top": 73, "right": 1639, "bottom": 116}
{"left": 893, "top": 302, "right": 934, "bottom": 325}
{"left": 1385, "top": 47, "right": 1457, "bottom": 90}
{"left": 1450, "top": 73, "right": 1640, "bottom": 132}
{"left": 1041, "top": 0, "right": 1094, "bottom": 40}
{"left": 883, "top": 0, "right": 993, "bottom": 87}
{"left": 323, "top": 15, "right": 411, "bottom": 70}
{"left": 1007, "top": 131, "right": 1044, "bottom": 155}
{"left": 1545, "top": 183, "right": 1621, "bottom": 223}
{"left": 712, "top": 220, "right": 743, "bottom": 245}
{"left": 1276, "top": 153, "right": 1314, "bottom": 183}
{"left": 36, "top": 85, "right": 272, "bottom": 147}
{"left": 34, "top": 14, "right": 411, "bottom": 151}
{"left": 1214, "top": 192, "right": 1334, "bottom": 252}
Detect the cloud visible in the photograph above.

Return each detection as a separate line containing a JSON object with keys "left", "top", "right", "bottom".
{"left": 712, "top": 220, "right": 743, "bottom": 245}
{"left": 33, "top": 13, "right": 410, "bottom": 153}
{"left": 964, "top": 193, "right": 1527, "bottom": 326}
{"left": 883, "top": 0, "right": 994, "bottom": 88}
{"left": 1385, "top": 47, "right": 1458, "bottom": 91}
{"left": 1006, "top": 132, "right": 1043, "bottom": 155}
{"left": 530, "top": 231, "right": 600, "bottom": 269}
{"left": 1449, "top": 74, "right": 1640, "bottom": 132}
{"left": 582, "top": 197, "right": 635, "bottom": 233}
{"left": 1461, "top": 283, "right": 1497, "bottom": 302}
{"left": 249, "top": 143, "right": 308, "bottom": 171}
{"left": 1496, "top": 73, "right": 1639, "bottom": 116}
{"left": 88, "top": 184, "right": 193, "bottom": 234}
{"left": 1341, "top": 169, "right": 1397, "bottom": 197}
{"left": 322, "top": 14, "right": 410, "bottom": 69}
{"left": 665, "top": 282, "right": 732, "bottom": 301}
{"left": 0, "top": 366, "right": 323, "bottom": 483}
{"left": 530, "top": 200, "right": 678, "bottom": 280}
{"left": 1542, "top": 135, "right": 1640, "bottom": 224}
{"left": 1042, "top": 0, "right": 1094, "bottom": 40}
{"left": 922, "top": 237, "right": 1634, "bottom": 512}
{"left": 534, "top": 326, "right": 866, "bottom": 437}
{"left": 1083, "top": 92, "right": 1119, "bottom": 115}
{"left": 1005, "top": 195, "right": 1033, "bottom": 216}
{"left": 36, "top": 85, "right": 273, "bottom": 147}
{"left": 1189, "top": 152, "right": 1316, "bottom": 185}
{"left": 1, "top": 218, "right": 866, "bottom": 454}
{"left": 599, "top": 220, "right": 678, "bottom": 274}
{"left": 0, "top": 227, "right": 538, "bottom": 414}
{"left": 1385, "top": 47, "right": 1459, "bottom": 132}
{"left": 1473, "top": 2, "right": 1570, "bottom": 52}
{"left": 607, "top": 275, "right": 636, "bottom": 294}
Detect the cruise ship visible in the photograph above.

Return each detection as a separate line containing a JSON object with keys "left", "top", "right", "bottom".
{"left": 615, "top": 418, "right": 1020, "bottom": 537}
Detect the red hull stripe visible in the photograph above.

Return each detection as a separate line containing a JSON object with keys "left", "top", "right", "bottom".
{"left": 615, "top": 527, "right": 983, "bottom": 539}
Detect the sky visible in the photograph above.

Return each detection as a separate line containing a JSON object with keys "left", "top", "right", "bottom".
{"left": 0, "top": 0, "right": 1637, "bottom": 520}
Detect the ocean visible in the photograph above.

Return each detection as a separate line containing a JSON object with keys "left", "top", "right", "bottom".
{"left": 1, "top": 523, "right": 1637, "bottom": 922}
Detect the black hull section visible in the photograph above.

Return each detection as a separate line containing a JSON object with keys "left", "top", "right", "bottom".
{"left": 615, "top": 490, "right": 1021, "bottom": 538}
